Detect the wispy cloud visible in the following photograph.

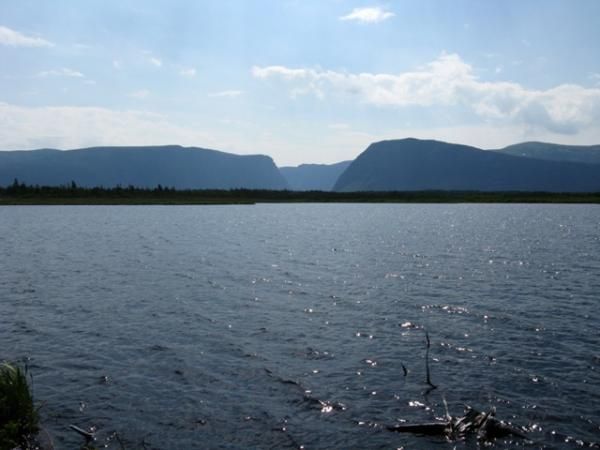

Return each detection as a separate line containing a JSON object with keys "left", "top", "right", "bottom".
{"left": 253, "top": 53, "right": 600, "bottom": 135}
{"left": 339, "top": 7, "right": 395, "bottom": 24}
{"left": 180, "top": 68, "right": 197, "bottom": 78}
{"left": 141, "top": 50, "right": 162, "bottom": 67}
{"left": 0, "top": 25, "right": 54, "bottom": 47}
{"left": 208, "top": 90, "right": 243, "bottom": 98}
{"left": 37, "top": 68, "right": 84, "bottom": 78}
{"left": 113, "top": 60, "right": 121, "bottom": 70}
{"left": 149, "top": 57, "right": 162, "bottom": 67}
{"left": 128, "top": 89, "right": 150, "bottom": 99}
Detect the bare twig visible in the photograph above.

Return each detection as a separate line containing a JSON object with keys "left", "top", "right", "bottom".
{"left": 442, "top": 396, "right": 450, "bottom": 421}
{"left": 425, "top": 331, "right": 437, "bottom": 389}
{"left": 69, "top": 424, "right": 95, "bottom": 442}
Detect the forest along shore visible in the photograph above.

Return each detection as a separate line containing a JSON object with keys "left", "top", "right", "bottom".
{"left": 0, "top": 184, "right": 600, "bottom": 205}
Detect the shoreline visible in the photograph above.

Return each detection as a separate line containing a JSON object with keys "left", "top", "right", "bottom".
{"left": 1, "top": 188, "right": 600, "bottom": 205}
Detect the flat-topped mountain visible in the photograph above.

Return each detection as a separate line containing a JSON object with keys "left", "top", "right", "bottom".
{"left": 495, "top": 141, "right": 600, "bottom": 165}
{"left": 333, "top": 138, "right": 600, "bottom": 192}
{"left": 279, "top": 160, "right": 352, "bottom": 191}
{"left": 0, "top": 145, "right": 288, "bottom": 190}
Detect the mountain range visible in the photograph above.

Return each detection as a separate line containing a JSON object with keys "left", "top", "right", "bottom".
{"left": 1, "top": 140, "right": 599, "bottom": 192}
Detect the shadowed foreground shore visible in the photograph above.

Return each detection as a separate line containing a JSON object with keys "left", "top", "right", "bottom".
{"left": 1, "top": 184, "right": 600, "bottom": 205}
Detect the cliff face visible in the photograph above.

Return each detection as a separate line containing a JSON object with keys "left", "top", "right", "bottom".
{"left": 333, "top": 138, "right": 600, "bottom": 192}
{"left": 0, "top": 145, "right": 289, "bottom": 190}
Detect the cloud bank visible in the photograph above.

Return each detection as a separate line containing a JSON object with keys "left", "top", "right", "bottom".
{"left": 0, "top": 102, "right": 215, "bottom": 150}
{"left": 252, "top": 54, "right": 600, "bottom": 135}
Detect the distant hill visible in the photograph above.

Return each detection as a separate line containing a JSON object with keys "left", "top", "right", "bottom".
{"left": 279, "top": 160, "right": 352, "bottom": 191}
{"left": 0, "top": 145, "right": 288, "bottom": 189}
{"left": 333, "top": 138, "right": 600, "bottom": 192}
{"left": 495, "top": 141, "right": 600, "bottom": 165}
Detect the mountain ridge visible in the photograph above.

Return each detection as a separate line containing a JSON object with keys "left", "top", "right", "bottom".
{"left": 494, "top": 141, "right": 600, "bottom": 165}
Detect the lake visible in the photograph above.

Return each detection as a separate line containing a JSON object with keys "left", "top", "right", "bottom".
{"left": 1, "top": 204, "right": 599, "bottom": 449}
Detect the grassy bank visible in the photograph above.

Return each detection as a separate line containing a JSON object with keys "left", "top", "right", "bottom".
{"left": 1, "top": 183, "right": 600, "bottom": 204}
{"left": 0, "top": 363, "right": 38, "bottom": 450}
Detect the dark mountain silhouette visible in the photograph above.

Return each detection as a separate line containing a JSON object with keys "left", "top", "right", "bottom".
{"left": 333, "top": 138, "right": 600, "bottom": 192}
{"left": 0, "top": 145, "right": 288, "bottom": 189}
{"left": 279, "top": 161, "right": 352, "bottom": 191}
{"left": 495, "top": 141, "right": 600, "bottom": 165}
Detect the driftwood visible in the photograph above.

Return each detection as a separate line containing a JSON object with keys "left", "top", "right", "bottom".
{"left": 388, "top": 406, "right": 526, "bottom": 442}
{"left": 390, "top": 333, "right": 526, "bottom": 442}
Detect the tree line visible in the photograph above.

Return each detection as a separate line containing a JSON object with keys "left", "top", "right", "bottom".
{"left": 1, "top": 179, "right": 599, "bottom": 204}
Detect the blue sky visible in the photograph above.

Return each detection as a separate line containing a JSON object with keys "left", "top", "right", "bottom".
{"left": 1, "top": 0, "right": 600, "bottom": 165}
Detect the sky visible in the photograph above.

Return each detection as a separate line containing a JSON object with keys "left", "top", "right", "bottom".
{"left": 1, "top": 0, "right": 600, "bottom": 166}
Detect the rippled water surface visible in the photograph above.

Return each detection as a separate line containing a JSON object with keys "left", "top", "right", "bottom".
{"left": 1, "top": 204, "right": 599, "bottom": 449}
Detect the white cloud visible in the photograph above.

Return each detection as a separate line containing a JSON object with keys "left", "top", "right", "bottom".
{"left": 180, "top": 68, "right": 197, "bottom": 78}
{"left": 208, "top": 90, "right": 243, "bottom": 98}
{"left": 0, "top": 25, "right": 54, "bottom": 47}
{"left": 113, "top": 60, "right": 121, "bottom": 69}
{"left": 339, "top": 7, "right": 395, "bottom": 23}
{"left": 252, "top": 66, "right": 309, "bottom": 80}
{"left": 252, "top": 53, "right": 600, "bottom": 135}
{"left": 149, "top": 57, "right": 162, "bottom": 67}
{"left": 128, "top": 89, "right": 150, "bottom": 99}
{"left": 37, "top": 68, "right": 85, "bottom": 78}
{"left": 0, "top": 102, "right": 217, "bottom": 150}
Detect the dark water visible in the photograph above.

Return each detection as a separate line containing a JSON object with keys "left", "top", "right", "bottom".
{"left": 1, "top": 204, "right": 599, "bottom": 449}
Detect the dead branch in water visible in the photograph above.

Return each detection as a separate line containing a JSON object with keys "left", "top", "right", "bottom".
{"left": 425, "top": 331, "right": 437, "bottom": 390}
